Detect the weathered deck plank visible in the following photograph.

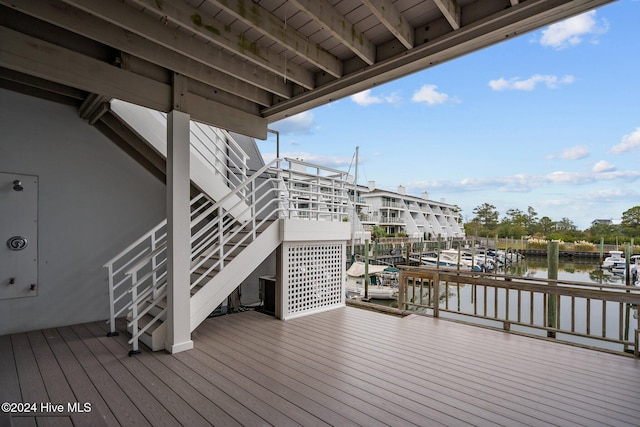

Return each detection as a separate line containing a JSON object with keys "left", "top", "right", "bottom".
{"left": 1, "top": 306, "right": 639, "bottom": 427}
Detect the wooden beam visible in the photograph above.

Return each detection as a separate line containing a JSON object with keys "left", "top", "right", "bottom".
{"left": 1, "top": 0, "right": 283, "bottom": 104}
{"left": 262, "top": 0, "right": 616, "bottom": 122}
{"left": 0, "top": 26, "right": 170, "bottom": 112}
{"left": 290, "top": 0, "right": 376, "bottom": 65}
{"left": 213, "top": 0, "right": 343, "bottom": 78}
{"left": 433, "top": 0, "right": 461, "bottom": 30}
{"left": 122, "top": 0, "right": 314, "bottom": 89}
{"left": 361, "top": 0, "right": 414, "bottom": 49}
{"left": 186, "top": 92, "right": 267, "bottom": 140}
{"left": 0, "top": 26, "right": 267, "bottom": 138}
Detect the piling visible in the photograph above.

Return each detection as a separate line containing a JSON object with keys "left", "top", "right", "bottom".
{"left": 364, "top": 239, "right": 370, "bottom": 301}
{"left": 599, "top": 237, "right": 604, "bottom": 265}
{"left": 547, "top": 241, "right": 559, "bottom": 338}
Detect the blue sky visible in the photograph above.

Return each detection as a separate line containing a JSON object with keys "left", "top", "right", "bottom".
{"left": 259, "top": 1, "right": 639, "bottom": 230}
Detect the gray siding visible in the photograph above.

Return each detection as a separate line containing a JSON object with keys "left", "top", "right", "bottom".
{"left": 0, "top": 89, "right": 166, "bottom": 335}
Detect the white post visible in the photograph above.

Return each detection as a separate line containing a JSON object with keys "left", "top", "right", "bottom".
{"left": 165, "top": 108, "right": 194, "bottom": 353}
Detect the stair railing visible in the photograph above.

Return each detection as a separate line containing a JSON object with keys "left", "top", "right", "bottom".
{"left": 189, "top": 123, "right": 249, "bottom": 190}
{"left": 103, "top": 194, "right": 211, "bottom": 335}
{"left": 119, "top": 160, "right": 281, "bottom": 352}
{"left": 106, "top": 158, "right": 352, "bottom": 352}
{"left": 156, "top": 112, "right": 250, "bottom": 191}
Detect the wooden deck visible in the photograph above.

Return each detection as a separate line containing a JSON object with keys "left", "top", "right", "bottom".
{"left": 1, "top": 307, "right": 639, "bottom": 427}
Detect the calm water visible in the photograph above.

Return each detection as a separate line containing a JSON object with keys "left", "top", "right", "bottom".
{"left": 502, "top": 257, "right": 628, "bottom": 286}
{"left": 373, "top": 257, "right": 637, "bottom": 352}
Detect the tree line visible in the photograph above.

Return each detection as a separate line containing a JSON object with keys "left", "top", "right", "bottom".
{"left": 462, "top": 204, "right": 640, "bottom": 244}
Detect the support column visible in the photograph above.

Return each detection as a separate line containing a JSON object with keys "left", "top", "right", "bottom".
{"left": 165, "top": 108, "right": 193, "bottom": 353}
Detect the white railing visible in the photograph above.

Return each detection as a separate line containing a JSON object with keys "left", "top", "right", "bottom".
{"left": 189, "top": 122, "right": 249, "bottom": 190}
{"left": 103, "top": 194, "right": 211, "bottom": 336}
{"left": 105, "top": 158, "right": 351, "bottom": 352}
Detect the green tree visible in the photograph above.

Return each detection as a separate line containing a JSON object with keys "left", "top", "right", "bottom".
{"left": 525, "top": 206, "right": 539, "bottom": 235}
{"left": 470, "top": 203, "right": 499, "bottom": 236}
{"left": 371, "top": 225, "right": 388, "bottom": 240}
{"left": 498, "top": 208, "right": 527, "bottom": 238}
{"left": 537, "top": 216, "right": 555, "bottom": 236}
{"left": 556, "top": 217, "right": 576, "bottom": 231}
{"left": 621, "top": 206, "right": 640, "bottom": 237}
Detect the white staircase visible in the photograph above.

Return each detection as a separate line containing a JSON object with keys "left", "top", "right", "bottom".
{"left": 105, "top": 156, "right": 352, "bottom": 354}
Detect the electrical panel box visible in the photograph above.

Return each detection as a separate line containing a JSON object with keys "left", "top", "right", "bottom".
{"left": 1, "top": 172, "right": 38, "bottom": 300}
{"left": 259, "top": 275, "right": 276, "bottom": 316}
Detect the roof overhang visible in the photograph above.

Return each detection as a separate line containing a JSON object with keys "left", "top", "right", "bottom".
{"left": 0, "top": 0, "right": 616, "bottom": 139}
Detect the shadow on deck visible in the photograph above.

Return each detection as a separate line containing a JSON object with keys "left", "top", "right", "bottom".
{"left": 1, "top": 307, "right": 639, "bottom": 426}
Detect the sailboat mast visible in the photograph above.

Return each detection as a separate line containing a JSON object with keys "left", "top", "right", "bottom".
{"left": 352, "top": 146, "right": 359, "bottom": 257}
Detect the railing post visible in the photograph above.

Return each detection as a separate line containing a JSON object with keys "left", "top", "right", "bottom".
{"left": 251, "top": 180, "right": 256, "bottom": 240}
{"left": 129, "top": 271, "right": 140, "bottom": 355}
{"left": 106, "top": 264, "right": 117, "bottom": 336}
{"left": 433, "top": 270, "right": 440, "bottom": 317}
{"left": 547, "top": 240, "right": 559, "bottom": 338}
{"left": 399, "top": 270, "right": 406, "bottom": 311}
{"left": 151, "top": 233, "right": 158, "bottom": 300}
{"left": 218, "top": 206, "right": 224, "bottom": 269}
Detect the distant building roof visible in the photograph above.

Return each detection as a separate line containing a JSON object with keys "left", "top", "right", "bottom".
{"left": 591, "top": 219, "right": 613, "bottom": 225}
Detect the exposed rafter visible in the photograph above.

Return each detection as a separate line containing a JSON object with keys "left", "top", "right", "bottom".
{"left": 361, "top": 0, "right": 414, "bottom": 49}
{"left": 211, "top": 0, "right": 343, "bottom": 78}
{"left": 433, "top": 0, "right": 461, "bottom": 31}
{"left": 64, "top": 0, "right": 310, "bottom": 90}
{"left": 290, "top": 0, "right": 376, "bottom": 65}
{"left": 0, "top": 26, "right": 267, "bottom": 137}
{"left": 5, "top": 0, "right": 283, "bottom": 105}
{"left": 0, "top": 0, "right": 618, "bottom": 139}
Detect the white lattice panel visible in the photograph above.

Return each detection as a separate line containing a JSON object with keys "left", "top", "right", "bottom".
{"left": 282, "top": 242, "right": 345, "bottom": 319}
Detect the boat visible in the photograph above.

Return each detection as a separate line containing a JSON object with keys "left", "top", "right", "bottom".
{"left": 440, "top": 249, "right": 487, "bottom": 272}
{"left": 601, "top": 250, "right": 625, "bottom": 269}
{"left": 345, "top": 261, "right": 398, "bottom": 300}
{"left": 420, "top": 250, "right": 485, "bottom": 271}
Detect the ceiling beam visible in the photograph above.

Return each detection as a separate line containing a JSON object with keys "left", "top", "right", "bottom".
{"left": 123, "top": 0, "right": 314, "bottom": 89}
{"left": 262, "top": 0, "right": 615, "bottom": 122}
{"left": 0, "top": 67, "right": 86, "bottom": 101}
{"left": 0, "top": 25, "right": 267, "bottom": 138}
{"left": 290, "top": 0, "right": 376, "bottom": 65}
{"left": 211, "top": 0, "right": 343, "bottom": 78}
{"left": 1, "top": 0, "right": 281, "bottom": 105}
{"left": 360, "top": 0, "right": 414, "bottom": 49}
{"left": 433, "top": 0, "right": 461, "bottom": 30}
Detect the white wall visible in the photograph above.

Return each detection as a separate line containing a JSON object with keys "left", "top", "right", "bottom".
{"left": 0, "top": 89, "right": 166, "bottom": 335}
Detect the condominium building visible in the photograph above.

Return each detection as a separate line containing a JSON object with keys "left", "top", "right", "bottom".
{"left": 350, "top": 182, "right": 465, "bottom": 240}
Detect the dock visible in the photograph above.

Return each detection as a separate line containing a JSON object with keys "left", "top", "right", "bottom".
{"left": 2, "top": 307, "right": 639, "bottom": 426}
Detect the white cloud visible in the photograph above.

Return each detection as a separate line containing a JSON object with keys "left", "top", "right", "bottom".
{"left": 384, "top": 91, "right": 402, "bottom": 106}
{"left": 262, "top": 152, "right": 353, "bottom": 169}
{"left": 489, "top": 74, "right": 575, "bottom": 91}
{"left": 539, "top": 11, "right": 609, "bottom": 50}
{"left": 610, "top": 127, "right": 640, "bottom": 154}
{"left": 592, "top": 160, "right": 616, "bottom": 173}
{"left": 547, "top": 145, "right": 590, "bottom": 160}
{"left": 406, "top": 169, "right": 640, "bottom": 194}
{"left": 271, "top": 111, "right": 316, "bottom": 135}
{"left": 411, "top": 84, "right": 454, "bottom": 106}
{"left": 351, "top": 89, "right": 383, "bottom": 106}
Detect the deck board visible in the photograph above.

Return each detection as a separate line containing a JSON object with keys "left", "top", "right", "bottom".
{"left": 1, "top": 306, "right": 639, "bottom": 426}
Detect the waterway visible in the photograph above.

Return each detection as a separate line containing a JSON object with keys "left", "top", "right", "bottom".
{"left": 371, "top": 257, "right": 638, "bottom": 353}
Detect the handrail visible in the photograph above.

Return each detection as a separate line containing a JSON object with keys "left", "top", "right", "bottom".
{"left": 398, "top": 266, "right": 640, "bottom": 357}
{"left": 106, "top": 156, "right": 353, "bottom": 353}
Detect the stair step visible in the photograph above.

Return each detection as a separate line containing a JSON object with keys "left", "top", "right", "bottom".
{"left": 128, "top": 313, "right": 162, "bottom": 337}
